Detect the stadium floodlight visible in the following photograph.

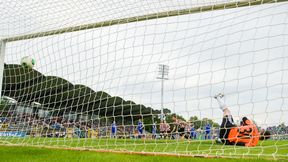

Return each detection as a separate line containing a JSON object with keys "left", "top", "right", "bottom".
{"left": 157, "top": 64, "right": 169, "bottom": 122}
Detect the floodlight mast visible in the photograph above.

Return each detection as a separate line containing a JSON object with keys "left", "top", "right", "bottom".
{"left": 157, "top": 64, "right": 169, "bottom": 122}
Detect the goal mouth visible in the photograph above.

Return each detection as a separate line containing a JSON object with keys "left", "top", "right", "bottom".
{"left": 0, "top": 0, "right": 288, "bottom": 160}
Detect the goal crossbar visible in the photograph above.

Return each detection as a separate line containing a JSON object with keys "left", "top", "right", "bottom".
{"left": 2, "top": 0, "right": 288, "bottom": 43}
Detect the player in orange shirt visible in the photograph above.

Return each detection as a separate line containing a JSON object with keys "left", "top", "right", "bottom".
{"left": 214, "top": 93, "right": 260, "bottom": 147}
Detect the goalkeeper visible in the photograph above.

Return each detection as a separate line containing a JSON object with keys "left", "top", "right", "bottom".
{"left": 214, "top": 93, "right": 260, "bottom": 147}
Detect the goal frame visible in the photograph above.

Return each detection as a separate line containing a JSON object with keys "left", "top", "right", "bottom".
{"left": 1, "top": 0, "right": 287, "bottom": 99}
{"left": 0, "top": 0, "right": 288, "bottom": 158}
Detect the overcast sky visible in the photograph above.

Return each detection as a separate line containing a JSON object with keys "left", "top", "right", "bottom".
{"left": 1, "top": 0, "right": 288, "bottom": 127}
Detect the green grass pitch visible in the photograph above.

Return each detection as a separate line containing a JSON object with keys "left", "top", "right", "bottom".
{"left": 0, "top": 138, "right": 287, "bottom": 161}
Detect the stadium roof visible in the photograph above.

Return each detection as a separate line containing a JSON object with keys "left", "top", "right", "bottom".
{"left": 2, "top": 64, "right": 162, "bottom": 117}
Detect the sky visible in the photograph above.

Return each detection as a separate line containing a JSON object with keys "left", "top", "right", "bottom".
{"left": 1, "top": 0, "right": 288, "bottom": 127}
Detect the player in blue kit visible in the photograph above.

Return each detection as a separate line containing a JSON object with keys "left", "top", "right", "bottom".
{"left": 190, "top": 126, "right": 197, "bottom": 139}
{"left": 137, "top": 119, "right": 145, "bottom": 138}
{"left": 205, "top": 123, "right": 211, "bottom": 139}
{"left": 152, "top": 122, "right": 157, "bottom": 139}
{"left": 111, "top": 121, "right": 117, "bottom": 138}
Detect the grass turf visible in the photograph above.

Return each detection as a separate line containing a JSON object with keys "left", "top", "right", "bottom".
{"left": 0, "top": 138, "right": 287, "bottom": 161}
{"left": 0, "top": 145, "right": 287, "bottom": 162}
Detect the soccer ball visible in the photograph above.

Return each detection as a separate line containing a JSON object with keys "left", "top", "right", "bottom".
{"left": 21, "top": 56, "right": 35, "bottom": 69}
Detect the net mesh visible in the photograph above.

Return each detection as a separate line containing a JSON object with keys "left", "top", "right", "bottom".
{"left": 0, "top": 0, "right": 288, "bottom": 159}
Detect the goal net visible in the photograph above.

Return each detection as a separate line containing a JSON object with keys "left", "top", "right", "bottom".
{"left": 0, "top": 0, "right": 288, "bottom": 159}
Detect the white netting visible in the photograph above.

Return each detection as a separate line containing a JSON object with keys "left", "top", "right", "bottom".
{"left": 0, "top": 0, "right": 235, "bottom": 38}
{"left": 0, "top": 0, "right": 288, "bottom": 159}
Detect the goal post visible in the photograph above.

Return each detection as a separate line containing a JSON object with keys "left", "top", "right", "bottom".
{"left": 0, "top": 0, "right": 288, "bottom": 160}
{"left": 0, "top": 40, "right": 6, "bottom": 98}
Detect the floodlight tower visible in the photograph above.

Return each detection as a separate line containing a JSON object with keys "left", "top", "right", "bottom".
{"left": 157, "top": 64, "right": 169, "bottom": 122}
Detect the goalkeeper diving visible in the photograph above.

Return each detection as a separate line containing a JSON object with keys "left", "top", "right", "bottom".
{"left": 214, "top": 93, "right": 260, "bottom": 147}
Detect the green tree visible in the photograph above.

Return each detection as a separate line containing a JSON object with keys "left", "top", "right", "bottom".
{"left": 143, "top": 115, "right": 160, "bottom": 132}
{"left": 278, "top": 122, "right": 286, "bottom": 132}
{"left": 165, "top": 113, "right": 186, "bottom": 124}
{"left": 189, "top": 116, "right": 219, "bottom": 129}
{"left": 0, "top": 99, "right": 9, "bottom": 116}
{"left": 189, "top": 116, "right": 202, "bottom": 129}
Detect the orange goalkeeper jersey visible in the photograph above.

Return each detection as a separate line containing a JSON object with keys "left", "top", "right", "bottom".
{"left": 228, "top": 120, "right": 260, "bottom": 147}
